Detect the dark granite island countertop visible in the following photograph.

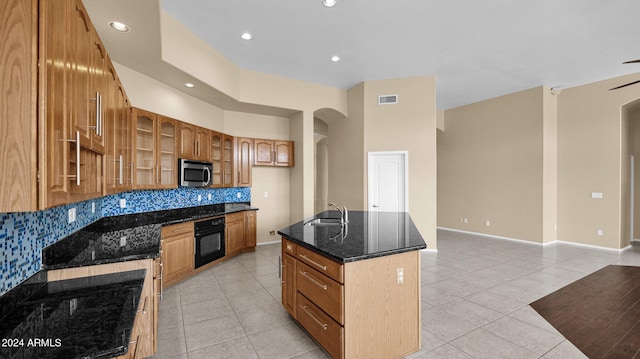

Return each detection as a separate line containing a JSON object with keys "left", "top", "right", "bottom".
{"left": 277, "top": 210, "right": 426, "bottom": 263}
{"left": 0, "top": 269, "right": 146, "bottom": 359}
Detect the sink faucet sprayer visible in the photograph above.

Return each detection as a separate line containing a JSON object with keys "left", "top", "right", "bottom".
{"left": 328, "top": 201, "right": 348, "bottom": 224}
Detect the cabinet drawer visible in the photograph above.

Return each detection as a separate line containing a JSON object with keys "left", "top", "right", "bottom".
{"left": 161, "top": 222, "right": 193, "bottom": 239}
{"left": 296, "top": 261, "right": 343, "bottom": 324}
{"left": 297, "top": 246, "right": 343, "bottom": 284}
{"left": 296, "top": 293, "right": 343, "bottom": 359}
{"left": 282, "top": 238, "right": 296, "bottom": 257}
{"left": 226, "top": 211, "right": 244, "bottom": 222}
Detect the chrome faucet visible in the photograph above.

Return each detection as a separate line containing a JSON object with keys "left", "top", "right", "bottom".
{"left": 328, "top": 201, "right": 349, "bottom": 224}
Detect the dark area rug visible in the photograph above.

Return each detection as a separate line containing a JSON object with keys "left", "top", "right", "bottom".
{"left": 530, "top": 265, "right": 640, "bottom": 359}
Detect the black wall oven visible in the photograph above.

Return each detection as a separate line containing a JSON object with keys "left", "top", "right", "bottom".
{"left": 194, "top": 217, "right": 225, "bottom": 269}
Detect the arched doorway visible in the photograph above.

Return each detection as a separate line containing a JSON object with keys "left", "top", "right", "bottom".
{"left": 622, "top": 99, "right": 640, "bottom": 246}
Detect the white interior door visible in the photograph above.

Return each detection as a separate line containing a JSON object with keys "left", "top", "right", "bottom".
{"left": 368, "top": 151, "right": 408, "bottom": 212}
{"left": 367, "top": 151, "right": 408, "bottom": 251}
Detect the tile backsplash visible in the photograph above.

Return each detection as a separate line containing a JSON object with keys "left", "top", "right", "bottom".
{"left": 0, "top": 187, "right": 251, "bottom": 296}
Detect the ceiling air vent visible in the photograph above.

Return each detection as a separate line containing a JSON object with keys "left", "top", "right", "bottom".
{"left": 378, "top": 94, "right": 398, "bottom": 105}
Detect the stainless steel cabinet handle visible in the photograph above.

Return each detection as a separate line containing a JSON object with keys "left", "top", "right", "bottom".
{"left": 372, "top": 204, "right": 379, "bottom": 208}
{"left": 67, "top": 131, "right": 81, "bottom": 186}
{"left": 298, "top": 254, "right": 327, "bottom": 271}
{"left": 278, "top": 256, "right": 282, "bottom": 281}
{"left": 299, "top": 270, "right": 328, "bottom": 290}
{"left": 118, "top": 155, "right": 123, "bottom": 185}
{"left": 300, "top": 305, "right": 327, "bottom": 330}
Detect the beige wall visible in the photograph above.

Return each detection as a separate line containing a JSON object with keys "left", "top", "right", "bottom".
{"left": 439, "top": 87, "right": 545, "bottom": 243}
{"left": 326, "top": 78, "right": 438, "bottom": 249}
{"left": 632, "top": 107, "right": 640, "bottom": 240}
{"left": 224, "top": 111, "right": 292, "bottom": 244}
{"left": 558, "top": 73, "right": 640, "bottom": 249}
{"left": 114, "top": 63, "right": 225, "bottom": 131}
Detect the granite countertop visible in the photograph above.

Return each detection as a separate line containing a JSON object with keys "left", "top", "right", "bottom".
{"left": 278, "top": 210, "right": 426, "bottom": 263}
{"left": 42, "top": 202, "right": 258, "bottom": 270}
{"left": 0, "top": 269, "right": 146, "bottom": 359}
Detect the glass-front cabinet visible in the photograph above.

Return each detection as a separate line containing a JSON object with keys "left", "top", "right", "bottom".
{"left": 157, "top": 116, "right": 177, "bottom": 188}
{"left": 211, "top": 131, "right": 224, "bottom": 187}
{"left": 132, "top": 108, "right": 177, "bottom": 189}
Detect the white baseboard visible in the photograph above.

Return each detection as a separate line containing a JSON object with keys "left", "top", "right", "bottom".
{"left": 257, "top": 240, "right": 280, "bottom": 246}
{"left": 437, "top": 227, "right": 629, "bottom": 252}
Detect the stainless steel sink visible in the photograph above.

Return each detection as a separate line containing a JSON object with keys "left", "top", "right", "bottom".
{"left": 304, "top": 218, "right": 343, "bottom": 226}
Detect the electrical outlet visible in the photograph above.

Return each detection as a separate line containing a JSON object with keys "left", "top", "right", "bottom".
{"left": 91, "top": 202, "right": 95, "bottom": 214}
{"left": 197, "top": 194, "right": 202, "bottom": 202}
{"left": 597, "top": 229, "right": 603, "bottom": 236}
{"left": 463, "top": 218, "right": 468, "bottom": 224}
{"left": 485, "top": 220, "right": 491, "bottom": 227}
{"left": 120, "top": 236, "right": 127, "bottom": 247}
{"left": 269, "top": 230, "right": 276, "bottom": 237}
{"left": 68, "top": 208, "right": 76, "bottom": 223}
{"left": 119, "top": 199, "right": 127, "bottom": 209}
{"left": 264, "top": 191, "right": 269, "bottom": 198}
{"left": 396, "top": 267, "right": 404, "bottom": 284}
{"left": 208, "top": 193, "right": 212, "bottom": 200}
{"left": 236, "top": 192, "right": 242, "bottom": 199}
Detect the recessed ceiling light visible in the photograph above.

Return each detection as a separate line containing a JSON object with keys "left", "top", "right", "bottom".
{"left": 323, "top": 0, "right": 337, "bottom": 7}
{"left": 330, "top": 56, "right": 340, "bottom": 62}
{"left": 108, "top": 21, "right": 130, "bottom": 32}
{"left": 241, "top": 32, "right": 253, "bottom": 40}
{"left": 185, "top": 83, "right": 195, "bottom": 88}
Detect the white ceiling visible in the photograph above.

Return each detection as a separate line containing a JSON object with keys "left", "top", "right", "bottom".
{"left": 86, "top": 0, "right": 640, "bottom": 111}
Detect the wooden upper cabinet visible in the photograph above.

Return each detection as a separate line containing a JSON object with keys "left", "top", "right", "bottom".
{"left": 132, "top": 109, "right": 157, "bottom": 189}
{"left": 223, "top": 135, "right": 234, "bottom": 186}
{"left": 210, "top": 131, "right": 224, "bottom": 187}
{"left": 0, "top": 0, "right": 38, "bottom": 212}
{"left": 69, "top": 1, "right": 92, "bottom": 149}
{"left": 274, "top": 140, "right": 294, "bottom": 167}
{"left": 253, "top": 139, "right": 294, "bottom": 167}
{"left": 157, "top": 116, "right": 178, "bottom": 188}
{"left": 235, "top": 138, "right": 252, "bottom": 187}
{"left": 179, "top": 123, "right": 210, "bottom": 161}
{"left": 178, "top": 123, "right": 196, "bottom": 159}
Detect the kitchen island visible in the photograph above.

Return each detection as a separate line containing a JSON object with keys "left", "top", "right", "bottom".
{"left": 278, "top": 210, "right": 426, "bottom": 359}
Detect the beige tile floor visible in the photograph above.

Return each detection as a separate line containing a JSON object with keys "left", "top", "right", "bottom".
{"left": 151, "top": 230, "right": 640, "bottom": 359}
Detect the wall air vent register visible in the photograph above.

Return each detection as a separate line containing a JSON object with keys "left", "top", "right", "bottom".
{"left": 378, "top": 94, "right": 398, "bottom": 105}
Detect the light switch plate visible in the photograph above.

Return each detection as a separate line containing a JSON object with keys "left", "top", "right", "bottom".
{"left": 68, "top": 208, "right": 76, "bottom": 223}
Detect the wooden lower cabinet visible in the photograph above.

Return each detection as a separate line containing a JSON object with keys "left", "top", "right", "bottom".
{"left": 244, "top": 210, "right": 257, "bottom": 248}
{"left": 46, "top": 259, "right": 157, "bottom": 359}
{"left": 281, "top": 238, "right": 421, "bottom": 359}
{"left": 161, "top": 222, "right": 194, "bottom": 287}
{"left": 225, "top": 212, "right": 246, "bottom": 256}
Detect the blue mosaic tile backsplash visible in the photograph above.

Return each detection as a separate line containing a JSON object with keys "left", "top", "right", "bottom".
{"left": 0, "top": 187, "right": 251, "bottom": 296}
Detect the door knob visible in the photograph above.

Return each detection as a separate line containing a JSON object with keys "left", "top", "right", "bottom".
{"left": 372, "top": 204, "right": 379, "bottom": 208}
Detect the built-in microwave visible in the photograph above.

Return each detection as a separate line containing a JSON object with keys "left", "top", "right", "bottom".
{"left": 179, "top": 159, "right": 212, "bottom": 187}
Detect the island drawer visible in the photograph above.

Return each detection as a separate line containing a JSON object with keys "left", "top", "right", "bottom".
{"left": 296, "top": 292, "right": 344, "bottom": 359}
{"left": 297, "top": 245, "right": 343, "bottom": 284}
{"left": 283, "top": 238, "right": 297, "bottom": 256}
{"left": 296, "top": 261, "right": 344, "bottom": 324}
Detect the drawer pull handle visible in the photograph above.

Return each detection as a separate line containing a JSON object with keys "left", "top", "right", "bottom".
{"left": 299, "top": 271, "right": 328, "bottom": 290}
{"left": 300, "top": 305, "right": 327, "bottom": 330}
{"left": 298, "top": 254, "right": 327, "bottom": 271}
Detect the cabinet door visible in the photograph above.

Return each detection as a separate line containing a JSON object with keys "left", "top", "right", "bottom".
{"left": 195, "top": 127, "right": 210, "bottom": 161}
{"left": 245, "top": 211, "right": 256, "bottom": 248}
{"left": 210, "top": 131, "right": 223, "bottom": 187}
{"left": 115, "top": 86, "right": 132, "bottom": 192}
{"left": 162, "top": 233, "right": 194, "bottom": 286}
{"left": 274, "top": 141, "right": 294, "bottom": 167}
{"left": 69, "top": 0, "right": 92, "bottom": 149}
{"left": 236, "top": 138, "right": 252, "bottom": 187}
{"left": 282, "top": 253, "right": 296, "bottom": 318}
{"left": 222, "top": 135, "right": 234, "bottom": 187}
{"left": 103, "top": 64, "right": 117, "bottom": 194}
{"left": 89, "top": 35, "right": 106, "bottom": 154}
{"left": 40, "top": 0, "right": 70, "bottom": 208}
{"left": 226, "top": 218, "right": 245, "bottom": 256}
{"left": 157, "top": 116, "right": 177, "bottom": 188}
{"left": 179, "top": 122, "right": 196, "bottom": 160}
{"left": 133, "top": 109, "right": 157, "bottom": 189}
{"left": 254, "top": 139, "right": 274, "bottom": 165}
